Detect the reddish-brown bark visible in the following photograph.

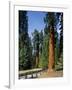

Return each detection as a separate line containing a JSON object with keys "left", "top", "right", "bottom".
{"left": 48, "top": 28, "right": 55, "bottom": 72}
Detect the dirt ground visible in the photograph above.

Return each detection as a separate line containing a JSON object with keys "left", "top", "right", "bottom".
{"left": 38, "top": 70, "right": 63, "bottom": 78}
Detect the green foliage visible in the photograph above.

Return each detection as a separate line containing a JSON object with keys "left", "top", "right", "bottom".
{"left": 19, "top": 11, "right": 32, "bottom": 70}
{"left": 54, "top": 31, "right": 59, "bottom": 64}
{"left": 39, "top": 34, "right": 49, "bottom": 68}
{"left": 44, "top": 12, "right": 57, "bottom": 28}
{"left": 39, "top": 30, "right": 43, "bottom": 54}
{"left": 19, "top": 46, "right": 29, "bottom": 70}
{"left": 55, "top": 41, "right": 59, "bottom": 65}
{"left": 32, "top": 29, "right": 40, "bottom": 67}
{"left": 39, "top": 26, "right": 49, "bottom": 68}
{"left": 59, "top": 13, "right": 63, "bottom": 58}
{"left": 32, "top": 29, "right": 39, "bottom": 52}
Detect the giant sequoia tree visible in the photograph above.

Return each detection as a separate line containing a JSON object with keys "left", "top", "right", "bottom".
{"left": 19, "top": 11, "right": 32, "bottom": 70}
{"left": 44, "top": 13, "right": 55, "bottom": 71}
{"left": 44, "top": 12, "right": 61, "bottom": 71}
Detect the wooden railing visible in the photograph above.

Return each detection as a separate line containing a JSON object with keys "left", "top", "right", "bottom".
{"left": 19, "top": 68, "right": 43, "bottom": 79}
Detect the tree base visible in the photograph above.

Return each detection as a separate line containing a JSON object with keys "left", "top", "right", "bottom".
{"left": 48, "top": 69, "right": 55, "bottom": 72}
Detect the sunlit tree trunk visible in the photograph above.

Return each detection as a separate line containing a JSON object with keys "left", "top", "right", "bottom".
{"left": 48, "top": 27, "right": 55, "bottom": 72}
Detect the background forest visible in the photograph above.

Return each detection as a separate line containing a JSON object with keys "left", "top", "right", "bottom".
{"left": 19, "top": 11, "right": 63, "bottom": 72}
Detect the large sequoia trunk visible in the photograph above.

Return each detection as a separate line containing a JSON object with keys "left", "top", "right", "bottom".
{"left": 48, "top": 27, "right": 55, "bottom": 72}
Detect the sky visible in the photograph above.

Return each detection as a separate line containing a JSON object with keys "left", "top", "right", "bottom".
{"left": 27, "top": 11, "right": 46, "bottom": 38}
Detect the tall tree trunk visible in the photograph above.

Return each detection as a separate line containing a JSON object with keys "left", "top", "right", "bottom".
{"left": 36, "top": 45, "right": 39, "bottom": 68}
{"left": 48, "top": 28, "right": 55, "bottom": 72}
{"left": 36, "top": 54, "right": 39, "bottom": 68}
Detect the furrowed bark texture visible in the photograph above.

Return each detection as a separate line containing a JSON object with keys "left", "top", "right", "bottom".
{"left": 48, "top": 29, "right": 55, "bottom": 71}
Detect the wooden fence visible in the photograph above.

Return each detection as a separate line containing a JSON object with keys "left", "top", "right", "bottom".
{"left": 19, "top": 68, "right": 43, "bottom": 79}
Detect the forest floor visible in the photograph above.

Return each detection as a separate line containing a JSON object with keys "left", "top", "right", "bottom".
{"left": 38, "top": 70, "right": 63, "bottom": 78}
{"left": 19, "top": 70, "right": 63, "bottom": 79}
{"left": 19, "top": 63, "right": 63, "bottom": 79}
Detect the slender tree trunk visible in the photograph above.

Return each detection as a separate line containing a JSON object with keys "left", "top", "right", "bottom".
{"left": 36, "top": 54, "right": 39, "bottom": 68}
{"left": 48, "top": 28, "right": 55, "bottom": 72}
{"left": 36, "top": 45, "right": 39, "bottom": 68}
